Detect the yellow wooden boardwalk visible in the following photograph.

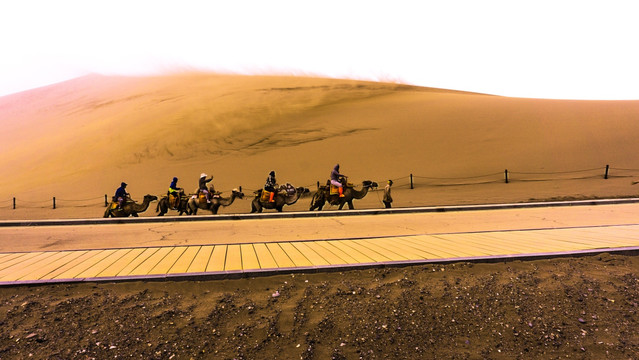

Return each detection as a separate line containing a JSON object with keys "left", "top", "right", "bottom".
{"left": 1, "top": 224, "right": 638, "bottom": 286}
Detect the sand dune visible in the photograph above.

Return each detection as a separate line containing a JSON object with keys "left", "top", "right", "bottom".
{"left": 1, "top": 73, "right": 639, "bottom": 218}
{"left": 2, "top": 74, "right": 639, "bottom": 359}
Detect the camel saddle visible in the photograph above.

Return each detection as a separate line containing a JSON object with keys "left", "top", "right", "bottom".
{"left": 109, "top": 197, "right": 133, "bottom": 210}
{"left": 260, "top": 190, "right": 271, "bottom": 202}
{"left": 329, "top": 182, "right": 354, "bottom": 195}
{"left": 282, "top": 183, "right": 296, "bottom": 196}
{"left": 196, "top": 191, "right": 221, "bottom": 206}
{"left": 168, "top": 194, "right": 180, "bottom": 209}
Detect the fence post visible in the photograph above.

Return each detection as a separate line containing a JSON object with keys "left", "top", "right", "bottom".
{"left": 13, "top": 197, "right": 16, "bottom": 210}
{"left": 317, "top": 181, "right": 320, "bottom": 189}
{"left": 239, "top": 186, "right": 242, "bottom": 193}
{"left": 504, "top": 169, "right": 509, "bottom": 183}
{"left": 53, "top": 197, "right": 56, "bottom": 209}
{"left": 105, "top": 194, "right": 108, "bottom": 207}
{"left": 410, "top": 174, "right": 414, "bottom": 189}
{"left": 604, "top": 164, "right": 609, "bottom": 179}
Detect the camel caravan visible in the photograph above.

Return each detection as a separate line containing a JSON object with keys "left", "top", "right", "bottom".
{"left": 104, "top": 165, "right": 381, "bottom": 217}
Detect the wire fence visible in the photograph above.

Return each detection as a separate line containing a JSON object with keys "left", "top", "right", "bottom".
{"left": 1, "top": 165, "right": 638, "bottom": 210}
{"left": 382, "top": 165, "right": 639, "bottom": 190}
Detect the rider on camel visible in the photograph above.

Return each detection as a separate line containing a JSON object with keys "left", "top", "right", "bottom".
{"left": 264, "top": 170, "right": 277, "bottom": 202}
{"left": 199, "top": 173, "right": 214, "bottom": 203}
{"left": 330, "top": 164, "right": 346, "bottom": 197}
{"left": 115, "top": 182, "right": 129, "bottom": 209}
{"left": 168, "top": 177, "right": 182, "bottom": 208}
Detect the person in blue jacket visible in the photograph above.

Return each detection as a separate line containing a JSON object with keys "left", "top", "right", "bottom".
{"left": 114, "top": 182, "right": 129, "bottom": 209}
{"left": 168, "top": 177, "right": 182, "bottom": 208}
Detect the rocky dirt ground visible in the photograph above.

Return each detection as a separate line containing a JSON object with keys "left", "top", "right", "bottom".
{"left": 0, "top": 252, "right": 638, "bottom": 359}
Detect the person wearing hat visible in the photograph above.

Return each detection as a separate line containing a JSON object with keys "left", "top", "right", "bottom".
{"left": 264, "top": 170, "right": 278, "bottom": 202}
{"left": 168, "top": 177, "right": 182, "bottom": 208}
{"left": 114, "top": 182, "right": 129, "bottom": 209}
{"left": 198, "top": 173, "right": 214, "bottom": 203}
{"left": 383, "top": 179, "right": 393, "bottom": 208}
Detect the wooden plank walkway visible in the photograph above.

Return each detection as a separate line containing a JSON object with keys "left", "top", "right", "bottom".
{"left": 1, "top": 224, "right": 638, "bottom": 286}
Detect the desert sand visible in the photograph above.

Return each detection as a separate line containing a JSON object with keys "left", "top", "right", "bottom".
{"left": 1, "top": 73, "right": 639, "bottom": 215}
{"left": 1, "top": 73, "right": 639, "bottom": 358}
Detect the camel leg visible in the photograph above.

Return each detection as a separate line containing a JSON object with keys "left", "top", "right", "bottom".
{"left": 347, "top": 201, "right": 354, "bottom": 210}
{"left": 132, "top": 213, "right": 139, "bottom": 217}
{"left": 312, "top": 201, "right": 325, "bottom": 211}
{"left": 251, "top": 200, "right": 264, "bottom": 213}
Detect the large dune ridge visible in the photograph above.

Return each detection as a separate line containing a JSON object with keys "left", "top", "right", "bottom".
{"left": 1, "top": 72, "right": 639, "bottom": 218}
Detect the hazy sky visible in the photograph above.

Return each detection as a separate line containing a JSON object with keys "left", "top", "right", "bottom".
{"left": 1, "top": 0, "right": 638, "bottom": 99}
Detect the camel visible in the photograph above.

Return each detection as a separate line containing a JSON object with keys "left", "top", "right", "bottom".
{"left": 251, "top": 183, "right": 309, "bottom": 213}
{"left": 156, "top": 191, "right": 191, "bottom": 216}
{"left": 309, "top": 180, "right": 378, "bottom": 210}
{"left": 104, "top": 194, "right": 158, "bottom": 218}
{"left": 187, "top": 188, "right": 245, "bottom": 215}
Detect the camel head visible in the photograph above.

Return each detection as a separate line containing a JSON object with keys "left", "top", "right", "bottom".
{"left": 144, "top": 194, "right": 159, "bottom": 202}
{"left": 231, "top": 188, "right": 245, "bottom": 199}
{"left": 362, "top": 180, "right": 378, "bottom": 189}
{"left": 297, "top": 187, "right": 310, "bottom": 196}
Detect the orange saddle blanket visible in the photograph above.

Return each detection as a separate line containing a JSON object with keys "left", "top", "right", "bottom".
{"left": 329, "top": 183, "right": 353, "bottom": 195}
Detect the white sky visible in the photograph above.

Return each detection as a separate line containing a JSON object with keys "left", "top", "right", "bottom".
{"left": 1, "top": 0, "right": 638, "bottom": 99}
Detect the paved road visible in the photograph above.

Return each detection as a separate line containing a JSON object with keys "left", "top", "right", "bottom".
{"left": 1, "top": 202, "right": 638, "bottom": 253}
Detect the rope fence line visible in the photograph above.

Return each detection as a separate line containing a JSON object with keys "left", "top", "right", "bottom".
{"left": 510, "top": 167, "right": 603, "bottom": 175}
{"left": 392, "top": 165, "right": 639, "bottom": 189}
{"left": 412, "top": 172, "right": 504, "bottom": 180}
{"left": 2, "top": 165, "right": 639, "bottom": 210}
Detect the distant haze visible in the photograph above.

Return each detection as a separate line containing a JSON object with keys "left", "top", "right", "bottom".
{"left": 1, "top": 0, "right": 638, "bottom": 100}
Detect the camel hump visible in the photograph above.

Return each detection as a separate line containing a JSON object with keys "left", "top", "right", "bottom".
{"left": 362, "top": 180, "right": 378, "bottom": 188}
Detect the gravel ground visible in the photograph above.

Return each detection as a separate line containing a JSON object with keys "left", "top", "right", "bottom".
{"left": 0, "top": 252, "right": 638, "bottom": 359}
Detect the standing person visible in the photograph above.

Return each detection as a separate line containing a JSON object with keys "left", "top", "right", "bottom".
{"left": 264, "top": 170, "right": 277, "bottom": 202}
{"left": 330, "top": 164, "right": 346, "bottom": 197}
{"left": 383, "top": 180, "right": 393, "bottom": 208}
{"left": 168, "top": 177, "right": 182, "bottom": 208}
{"left": 114, "top": 182, "right": 129, "bottom": 209}
{"left": 199, "top": 173, "right": 213, "bottom": 203}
